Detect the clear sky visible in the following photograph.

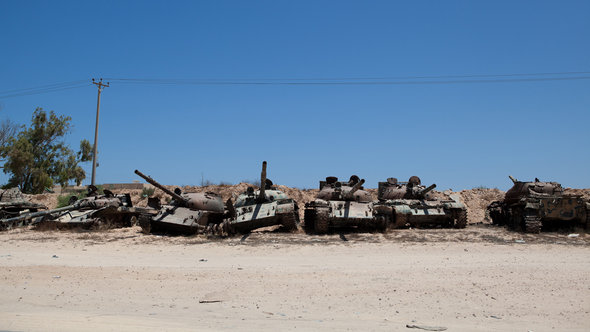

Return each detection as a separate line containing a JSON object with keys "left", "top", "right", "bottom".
{"left": 0, "top": 1, "right": 588, "bottom": 190}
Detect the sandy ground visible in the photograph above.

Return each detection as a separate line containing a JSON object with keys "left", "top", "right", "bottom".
{"left": 1, "top": 225, "right": 589, "bottom": 331}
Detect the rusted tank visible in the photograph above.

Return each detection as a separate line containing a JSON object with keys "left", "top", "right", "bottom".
{"left": 0, "top": 185, "right": 150, "bottom": 230}
{"left": 487, "top": 176, "right": 589, "bottom": 233}
{"left": 0, "top": 188, "right": 47, "bottom": 230}
{"left": 377, "top": 176, "right": 467, "bottom": 228}
{"left": 222, "top": 161, "right": 299, "bottom": 234}
{"left": 134, "top": 170, "right": 226, "bottom": 234}
{"left": 304, "top": 175, "right": 390, "bottom": 234}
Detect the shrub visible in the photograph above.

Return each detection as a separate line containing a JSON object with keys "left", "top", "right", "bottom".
{"left": 141, "top": 187, "right": 155, "bottom": 197}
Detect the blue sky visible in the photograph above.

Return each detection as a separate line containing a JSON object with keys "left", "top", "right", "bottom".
{"left": 0, "top": 1, "right": 588, "bottom": 190}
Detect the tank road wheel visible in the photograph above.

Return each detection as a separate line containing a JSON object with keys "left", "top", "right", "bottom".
{"left": 314, "top": 211, "right": 329, "bottom": 234}
{"left": 524, "top": 210, "right": 541, "bottom": 234}
{"left": 453, "top": 209, "right": 468, "bottom": 229}
{"left": 394, "top": 213, "right": 408, "bottom": 228}
{"left": 281, "top": 213, "right": 298, "bottom": 232}
{"left": 138, "top": 214, "right": 152, "bottom": 234}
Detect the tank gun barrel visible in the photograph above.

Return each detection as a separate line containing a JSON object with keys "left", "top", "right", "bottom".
{"left": 509, "top": 175, "right": 518, "bottom": 183}
{"left": 134, "top": 169, "right": 187, "bottom": 205}
{"left": 418, "top": 183, "right": 436, "bottom": 197}
{"left": 344, "top": 179, "right": 365, "bottom": 199}
{"left": 1, "top": 204, "right": 76, "bottom": 225}
{"left": 258, "top": 161, "right": 267, "bottom": 203}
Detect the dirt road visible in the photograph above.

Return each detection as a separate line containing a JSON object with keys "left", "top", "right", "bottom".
{"left": 1, "top": 226, "right": 589, "bottom": 331}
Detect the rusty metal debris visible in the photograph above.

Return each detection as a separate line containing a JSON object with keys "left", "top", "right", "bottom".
{"left": 0, "top": 188, "right": 47, "bottom": 230}
{"left": 487, "top": 176, "right": 590, "bottom": 233}
{"left": 1, "top": 186, "right": 151, "bottom": 230}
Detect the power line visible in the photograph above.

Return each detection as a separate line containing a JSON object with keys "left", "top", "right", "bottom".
{"left": 1, "top": 71, "right": 589, "bottom": 99}
{"left": 105, "top": 70, "right": 590, "bottom": 82}
{"left": 0, "top": 82, "right": 91, "bottom": 99}
{"left": 0, "top": 80, "right": 88, "bottom": 94}
{"left": 104, "top": 76, "right": 590, "bottom": 85}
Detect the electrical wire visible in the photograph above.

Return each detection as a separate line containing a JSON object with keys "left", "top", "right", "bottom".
{"left": 1, "top": 71, "right": 589, "bottom": 99}
{"left": 105, "top": 71, "right": 590, "bottom": 82}
{"left": 104, "top": 76, "right": 590, "bottom": 85}
{"left": 0, "top": 82, "right": 91, "bottom": 99}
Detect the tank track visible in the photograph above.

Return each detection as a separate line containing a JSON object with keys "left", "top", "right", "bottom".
{"left": 394, "top": 213, "right": 408, "bottom": 228}
{"left": 281, "top": 213, "right": 298, "bottom": 232}
{"left": 314, "top": 211, "right": 329, "bottom": 234}
{"left": 453, "top": 209, "right": 468, "bottom": 228}
{"left": 524, "top": 214, "right": 542, "bottom": 234}
{"left": 586, "top": 207, "right": 590, "bottom": 229}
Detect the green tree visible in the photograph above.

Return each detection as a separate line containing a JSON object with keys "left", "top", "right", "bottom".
{"left": 0, "top": 108, "right": 92, "bottom": 193}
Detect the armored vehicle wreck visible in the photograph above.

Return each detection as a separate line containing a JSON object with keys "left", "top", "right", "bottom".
{"left": 377, "top": 176, "right": 467, "bottom": 229}
{"left": 0, "top": 188, "right": 47, "bottom": 230}
{"left": 134, "top": 170, "right": 226, "bottom": 234}
{"left": 487, "top": 176, "right": 589, "bottom": 233}
{"left": 1, "top": 186, "right": 149, "bottom": 230}
{"left": 304, "top": 175, "right": 389, "bottom": 234}
{"left": 223, "top": 161, "right": 299, "bottom": 234}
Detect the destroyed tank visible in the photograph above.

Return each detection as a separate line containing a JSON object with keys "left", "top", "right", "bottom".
{"left": 304, "top": 175, "right": 390, "bottom": 234}
{"left": 0, "top": 188, "right": 47, "bottom": 230}
{"left": 487, "top": 176, "right": 590, "bottom": 233}
{"left": 134, "top": 170, "right": 226, "bottom": 235}
{"left": 1, "top": 185, "right": 149, "bottom": 230}
{"left": 223, "top": 161, "right": 299, "bottom": 234}
{"left": 377, "top": 176, "right": 467, "bottom": 228}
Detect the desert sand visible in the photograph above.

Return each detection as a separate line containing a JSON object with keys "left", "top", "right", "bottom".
{"left": 1, "top": 225, "right": 589, "bottom": 331}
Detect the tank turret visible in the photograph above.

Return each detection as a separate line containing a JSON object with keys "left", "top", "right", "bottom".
{"left": 343, "top": 179, "right": 366, "bottom": 200}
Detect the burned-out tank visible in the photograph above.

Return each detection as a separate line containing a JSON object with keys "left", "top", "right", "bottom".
{"left": 223, "top": 161, "right": 299, "bottom": 234}
{"left": 134, "top": 170, "right": 226, "bottom": 235}
{"left": 487, "top": 176, "right": 589, "bottom": 233}
{"left": 304, "top": 175, "right": 390, "bottom": 234}
{"left": 377, "top": 176, "right": 467, "bottom": 228}
{"left": 1, "top": 185, "right": 150, "bottom": 230}
{"left": 0, "top": 188, "right": 47, "bottom": 230}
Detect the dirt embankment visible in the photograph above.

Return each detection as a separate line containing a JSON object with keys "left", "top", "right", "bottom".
{"left": 25, "top": 184, "right": 511, "bottom": 224}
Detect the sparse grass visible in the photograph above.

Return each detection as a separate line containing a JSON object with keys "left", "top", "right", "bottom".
{"left": 474, "top": 185, "right": 489, "bottom": 190}
{"left": 56, "top": 194, "right": 78, "bottom": 208}
{"left": 141, "top": 187, "right": 155, "bottom": 197}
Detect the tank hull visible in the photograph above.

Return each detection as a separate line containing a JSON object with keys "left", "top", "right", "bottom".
{"left": 489, "top": 196, "right": 589, "bottom": 233}
{"left": 304, "top": 200, "right": 389, "bottom": 234}
{"left": 381, "top": 196, "right": 467, "bottom": 229}
{"left": 139, "top": 205, "right": 224, "bottom": 235}
{"left": 229, "top": 199, "right": 298, "bottom": 234}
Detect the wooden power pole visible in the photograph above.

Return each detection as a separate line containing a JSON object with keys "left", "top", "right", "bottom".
{"left": 91, "top": 78, "right": 109, "bottom": 186}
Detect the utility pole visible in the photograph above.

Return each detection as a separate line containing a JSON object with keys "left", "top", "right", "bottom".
{"left": 91, "top": 78, "right": 109, "bottom": 186}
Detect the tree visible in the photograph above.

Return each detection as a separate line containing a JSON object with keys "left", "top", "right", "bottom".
{"left": 0, "top": 108, "right": 92, "bottom": 193}
{"left": 0, "top": 119, "right": 19, "bottom": 165}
